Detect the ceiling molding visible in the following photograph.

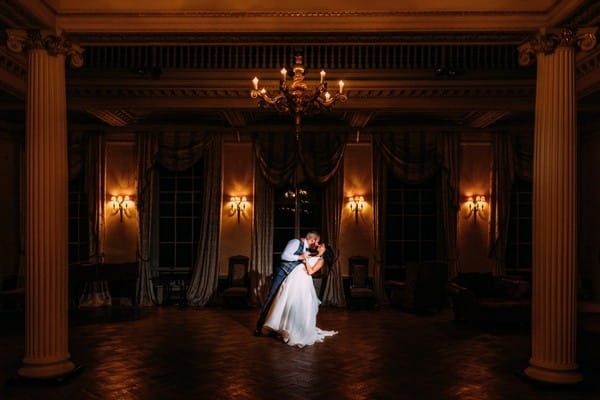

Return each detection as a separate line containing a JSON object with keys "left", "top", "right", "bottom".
{"left": 0, "top": 46, "right": 26, "bottom": 99}
{"left": 2, "top": 0, "right": 56, "bottom": 29}
{"left": 84, "top": 108, "right": 140, "bottom": 127}
{"left": 545, "top": 0, "right": 589, "bottom": 27}
{"left": 558, "top": 0, "right": 600, "bottom": 27}
{"left": 461, "top": 111, "right": 511, "bottom": 128}
{"left": 65, "top": 82, "right": 536, "bottom": 112}
{"left": 576, "top": 47, "right": 600, "bottom": 98}
{"left": 69, "top": 32, "right": 531, "bottom": 46}
{"left": 54, "top": 13, "right": 552, "bottom": 35}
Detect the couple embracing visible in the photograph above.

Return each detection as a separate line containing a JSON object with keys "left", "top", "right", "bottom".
{"left": 254, "top": 231, "right": 338, "bottom": 347}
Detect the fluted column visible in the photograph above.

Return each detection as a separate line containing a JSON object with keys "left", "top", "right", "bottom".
{"left": 518, "top": 28, "right": 597, "bottom": 384}
{"left": 6, "top": 30, "right": 83, "bottom": 379}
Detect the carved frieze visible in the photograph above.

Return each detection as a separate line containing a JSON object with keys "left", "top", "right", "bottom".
{"left": 6, "top": 29, "right": 84, "bottom": 68}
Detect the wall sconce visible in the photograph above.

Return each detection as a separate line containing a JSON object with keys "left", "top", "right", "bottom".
{"left": 109, "top": 195, "right": 135, "bottom": 222}
{"left": 349, "top": 195, "right": 365, "bottom": 224}
{"left": 465, "top": 195, "right": 487, "bottom": 222}
{"left": 229, "top": 196, "right": 248, "bottom": 224}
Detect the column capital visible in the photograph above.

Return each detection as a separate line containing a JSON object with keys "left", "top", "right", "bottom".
{"left": 518, "top": 27, "right": 598, "bottom": 66}
{"left": 6, "top": 29, "right": 84, "bottom": 68}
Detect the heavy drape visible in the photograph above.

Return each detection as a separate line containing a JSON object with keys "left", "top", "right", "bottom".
{"left": 68, "top": 131, "right": 109, "bottom": 307}
{"left": 489, "top": 132, "right": 533, "bottom": 275}
{"left": 68, "top": 130, "right": 104, "bottom": 261}
{"left": 373, "top": 132, "right": 459, "bottom": 303}
{"left": 136, "top": 132, "right": 222, "bottom": 306}
{"left": 251, "top": 131, "right": 346, "bottom": 307}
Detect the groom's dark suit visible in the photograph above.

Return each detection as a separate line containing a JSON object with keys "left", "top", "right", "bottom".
{"left": 255, "top": 238, "right": 306, "bottom": 334}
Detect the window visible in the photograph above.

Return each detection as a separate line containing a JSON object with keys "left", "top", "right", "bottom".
{"left": 385, "top": 172, "right": 438, "bottom": 267}
{"left": 68, "top": 174, "right": 89, "bottom": 264}
{"left": 273, "top": 184, "right": 322, "bottom": 269}
{"left": 506, "top": 178, "right": 532, "bottom": 276}
{"left": 156, "top": 162, "right": 203, "bottom": 275}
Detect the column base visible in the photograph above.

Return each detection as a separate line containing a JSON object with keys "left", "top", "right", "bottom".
{"left": 524, "top": 364, "right": 583, "bottom": 384}
{"left": 17, "top": 359, "right": 78, "bottom": 381}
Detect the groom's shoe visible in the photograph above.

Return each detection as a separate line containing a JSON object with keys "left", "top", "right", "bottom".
{"left": 253, "top": 328, "right": 262, "bottom": 337}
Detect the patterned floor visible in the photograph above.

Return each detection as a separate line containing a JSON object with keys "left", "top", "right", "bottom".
{"left": 1, "top": 307, "right": 599, "bottom": 400}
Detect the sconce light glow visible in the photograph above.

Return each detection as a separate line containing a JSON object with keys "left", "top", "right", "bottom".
{"left": 110, "top": 195, "right": 135, "bottom": 222}
{"left": 230, "top": 196, "right": 248, "bottom": 224}
{"left": 349, "top": 195, "right": 365, "bottom": 224}
{"left": 465, "top": 195, "right": 487, "bottom": 222}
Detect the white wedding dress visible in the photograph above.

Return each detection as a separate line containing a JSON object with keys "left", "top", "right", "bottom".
{"left": 263, "top": 256, "right": 337, "bottom": 347}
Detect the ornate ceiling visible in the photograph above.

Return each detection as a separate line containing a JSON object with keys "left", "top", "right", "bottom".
{"left": 0, "top": 0, "right": 599, "bottom": 137}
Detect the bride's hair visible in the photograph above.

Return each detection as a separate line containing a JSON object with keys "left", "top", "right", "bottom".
{"left": 322, "top": 245, "right": 335, "bottom": 271}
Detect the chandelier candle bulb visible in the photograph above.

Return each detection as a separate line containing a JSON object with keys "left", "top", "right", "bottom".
{"left": 250, "top": 53, "right": 347, "bottom": 141}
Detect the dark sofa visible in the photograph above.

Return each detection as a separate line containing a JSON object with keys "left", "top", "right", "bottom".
{"left": 447, "top": 273, "right": 531, "bottom": 325}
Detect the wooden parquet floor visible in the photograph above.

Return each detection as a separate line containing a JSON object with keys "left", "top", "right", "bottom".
{"left": 1, "top": 307, "right": 599, "bottom": 400}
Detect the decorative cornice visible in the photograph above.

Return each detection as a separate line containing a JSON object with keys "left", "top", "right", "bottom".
{"left": 6, "top": 29, "right": 84, "bottom": 68}
{"left": 58, "top": 10, "right": 546, "bottom": 18}
{"left": 66, "top": 85, "right": 535, "bottom": 101}
{"left": 69, "top": 32, "right": 531, "bottom": 46}
{"left": 0, "top": 45, "right": 27, "bottom": 79}
{"left": 84, "top": 108, "right": 140, "bottom": 127}
{"left": 461, "top": 111, "right": 511, "bottom": 129}
{"left": 518, "top": 27, "right": 598, "bottom": 66}
{"left": 564, "top": 0, "right": 600, "bottom": 27}
{"left": 0, "top": 0, "right": 52, "bottom": 28}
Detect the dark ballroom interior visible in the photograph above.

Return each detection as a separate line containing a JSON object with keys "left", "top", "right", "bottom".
{"left": 1, "top": 0, "right": 600, "bottom": 399}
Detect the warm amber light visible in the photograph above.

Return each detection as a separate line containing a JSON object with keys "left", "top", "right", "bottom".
{"left": 464, "top": 194, "right": 487, "bottom": 221}
{"left": 109, "top": 194, "right": 135, "bottom": 222}
{"left": 348, "top": 195, "right": 365, "bottom": 223}
{"left": 229, "top": 195, "right": 249, "bottom": 224}
{"left": 338, "top": 80, "right": 345, "bottom": 94}
{"left": 252, "top": 77, "right": 259, "bottom": 90}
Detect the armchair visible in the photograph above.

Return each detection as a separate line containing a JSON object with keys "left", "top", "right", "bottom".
{"left": 347, "top": 256, "right": 376, "bottom": 309}
{"left": 387, "top": 261, "right": 448, "bottom": 313}
{"left": 222, "top": 255, "right": 250, "bottom": 308}
{"left": 447, "top": 273, "right": 531, "bottom": 325}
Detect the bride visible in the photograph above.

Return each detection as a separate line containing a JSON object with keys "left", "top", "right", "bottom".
{"left": 263, "top": 243, "right": 338, "bottom": 347}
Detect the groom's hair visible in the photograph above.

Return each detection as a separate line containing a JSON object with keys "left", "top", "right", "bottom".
{"left": 305, "top": 231, "right": 320, "bottom": 241}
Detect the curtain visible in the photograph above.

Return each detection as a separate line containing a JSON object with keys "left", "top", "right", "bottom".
{"left": 69, "top": 131, "right": 112, "bottom": 307}
{"left": 136, "top": 133, "right": 159, "bottom": 306}
{"left": 489, "top": 132, "right": 533, "bottom": 275}
{"left": 186, "top": 136, "right": 223, "bottom": 306}
{"left": 136, "top": 131, "right": 222, "bottom": 307}
{"left": 439, "top": 133, "right": 460, "bottom": 278}
{"left": 251, "top": 131, "right": 346, "bottom": 306}
{"left": 372, "top": 143, "right": 389, "bottom": 305}
{"left": 68, "top": 130, "right": 104, "bottom": 261}
{"left": 372, "top": 132, "right": 459, "bottom": 302}
{"left": 85, "top": 132, "right": 104, "bottom": 262}
{"left": 321, "top": 166, "right": 346, "bottom": 306}
{"left": 251, "top": 132, "right": 298, "bottom": 305}
{"left": 251, "top": 170, "right": 274, "bottom": 305}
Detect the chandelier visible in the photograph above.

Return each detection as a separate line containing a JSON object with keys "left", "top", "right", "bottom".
{"left": 250, "top": 53, "right": 347, "bottom": 140}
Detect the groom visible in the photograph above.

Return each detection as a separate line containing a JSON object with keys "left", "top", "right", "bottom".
{"left": 254, "top": 231, "right": 320, "bottom": 336}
